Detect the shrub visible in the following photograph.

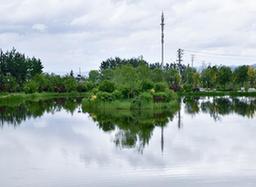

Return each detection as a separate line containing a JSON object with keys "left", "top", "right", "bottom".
{"left": 153, "top": 90, "right": 177, "bottom": 103}
{"left": 183, "top": 83, "right": 193, "bottom": 92}
{"left": 130, "top": 97, "right": 143, "bottom": 109}
{"left": 130, "top": 92, "right": 153, "bottom": 109}
{"left": 98, "top": 80, "right": 115, "bottom": 93}
{"left": 154, "top": 82, "right": 168, "bottom": 92}
{"left": 112, "top": 90, "right": 122, "bottom": 99}
{"left": 141, "top": 80, "right": 154, "bottom": 91}
{"left": 96, "top": 91, "right": 114, "bottom": 102}
{"left": 24, "top": 81, "right": 39, "bottom": 93}
{"left": 84, "top": 81, "right": 95, "bottom": 91}
{"left": 139, "top": 92, "right": 153, "bottom": 102}
{"left": 77, "top": 83, "right": 87, "bottom": 92}
{"left": 118, "top": 86, "right": 130, "bottom": 99}
{"left": 64, "top": 77, "right": 77, "bottom": 92}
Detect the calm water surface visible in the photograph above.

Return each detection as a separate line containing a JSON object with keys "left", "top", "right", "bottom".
{"left": 1, "top": 97, "right": 256, "bottom": 187}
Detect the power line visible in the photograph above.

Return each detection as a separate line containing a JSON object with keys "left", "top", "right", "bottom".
{"left": 184, "top": 49, "right": 256, "bottom": 60}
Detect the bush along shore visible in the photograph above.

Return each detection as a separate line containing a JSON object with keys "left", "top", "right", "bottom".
{"left": 82, "top": 81, "right": 179, "bottom": 112}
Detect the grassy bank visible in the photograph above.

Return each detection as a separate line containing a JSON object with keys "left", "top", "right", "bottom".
{"left": 2, "top": 91, "right": 256, "bottom": 108}
{"left": 0, "top": 92, "right": 89, "bottom": 106}
{"left": 179, "top": 91, "right": 256, "bottom": 97}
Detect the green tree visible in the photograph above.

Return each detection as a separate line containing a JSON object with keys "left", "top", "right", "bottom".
{"left": 88, "top": 70, "right": 101, "bottom": 83}
{"left": 64, "top": 76, "right": 77, "bottom": 92}
{"left": 98, "top": 80, "right": 115, "bottom": 93}
{"left": 111, "top": 65, "right": 139, "bottom": 98}
{"left": 201, "top": 66, "right": 218, "bottom": 89}
{"left": 233, "top": 65, "right": 249, "bottom": 88}
{"left": 247, "top": 66, "right": 256, "bottom": 88}
{"left": 217, "top": 66, "right": 232, "bottom": 90}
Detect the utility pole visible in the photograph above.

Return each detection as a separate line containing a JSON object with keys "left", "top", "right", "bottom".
{"left": 160, "top": 12, "right": 165, "bottom": 68}
{"left": 177, "top": 48, "right": 184, "bottom": 76}
{"left": 191, "top": 54, "right": 195, "bottom": 68}
{"left": 79, "top": 67, "right": 81, "bottom": 76}
{"left": 160, "top": 12, "right": 165, "bottom": 152}
{"left": 161, "top": 126, "right": 164, "bottom": 153}
{"left": 177, "top": 48, "right": 184, "bottom": 64}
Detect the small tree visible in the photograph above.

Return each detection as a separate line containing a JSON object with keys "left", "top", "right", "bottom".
{"left": 98, "top": 80, "right": 115, "bottom": 93}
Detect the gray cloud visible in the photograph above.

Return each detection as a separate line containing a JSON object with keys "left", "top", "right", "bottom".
{"left": 0, "top": 0, "right": 256, "bottom": 73}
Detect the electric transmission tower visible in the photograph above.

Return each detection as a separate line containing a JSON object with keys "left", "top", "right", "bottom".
{"left": 191, "top": 54, "right": 195, "bottom": 68}
{"left": 177, "top": 48, "right": 184, "bottom": 64}
{"left": 160, "top": 12, "right": 165, "bottom": 68}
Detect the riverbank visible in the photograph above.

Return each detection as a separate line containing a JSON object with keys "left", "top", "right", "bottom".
{"left": 2, "top": 91, "right": 256, "bottom": 108}
{"left": 0, "top": 92, "right": 89, "bottom": 106}
{"left": 179, "top": 91, "right": 256, "bottom": 97}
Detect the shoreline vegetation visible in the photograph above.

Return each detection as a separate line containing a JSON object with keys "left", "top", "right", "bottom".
{"left": 1, "top": 91, "right": 256, "bottom": 108}
{"left": 0, "top": 92, "right": 88, "bottom": 106}
{"left": 1, "top": 48, "right": 256, "bottom": 109}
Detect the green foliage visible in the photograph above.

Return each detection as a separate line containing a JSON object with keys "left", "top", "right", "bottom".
{"left": 84, "top": 81, "right": 95, "bottom": 91}
{"left": 183, "top": 83, "right": 193, "bottom": 92}
{"left": 101, "top": 69, "right": 114, "bottom": 80}
{"left": 233, "top": 65, "right": 249, "bottom": 87}
{"left": 151, "top": 68, "right": 164, "bottom": 82}
{"left": 201, "top": 66, "right": 218, "bottom": 89}
{"left": 141, "top": 80, "right": 154, "bottom": 91}
{"left": 24, "top": 80, "right": 39, "bottom": 93}
{"left": 77, "top": 82, "right": 87, "bottom": 92}
{"left": 111, "top": 65, "right": 140, "bottom": 98}
{"left": 98, "top": 80, "right": 115, "bottom": 93}
{"left": 0, "top": 74, "right": 19, "bottom": 92}
{"left": 164, "top": 68, "right": 181, "bottom": 90}
{"left": 0, "top": 48, "right": 43, "bottom": 84}
{"left": 118, "top": 86, "right": 131, "bottom": 99}
{"left": 96, "top": 91, "right": 114, "bottom": 102}
{"left": 217, "top": 66, "right": 232, "bottom": 90}
{"left": 1, "top": 53, "right": 256, "bottom": 96}
{"left": 153, "top": 90, "right": 177, "bottom": 103}
{"left": 154, "top": 82, "right": 168, "bottom": 92}
{"left": 130, "top": 92, "right": 153, "bottom": 110}
{"left": 88, "top": 70, "right": 101, "bottom": 83}
{"left": 112, "top": 90, "right": 122, "bottom": 100}
{"left": 100, "top": 57, "right": 148, "bottom": 71}
{"left": 139, "top": 92, "right": 153, "bottom": 102}
{"left": 63, "top": 76, "right": 77, "bottom": 92}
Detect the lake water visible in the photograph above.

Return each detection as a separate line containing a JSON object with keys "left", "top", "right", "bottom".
{"left": 1, "top": 97, "right": 256, "bottom": 187}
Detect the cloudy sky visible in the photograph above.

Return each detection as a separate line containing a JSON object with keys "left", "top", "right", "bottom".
{"left": 1, "top": 0, "right": 256, "bottom": 73}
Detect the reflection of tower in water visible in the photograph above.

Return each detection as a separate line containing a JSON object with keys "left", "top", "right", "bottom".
{"left": 161, "top": 126, "right": 164, "bottom": 153}
{"left": 178, "top": 98, "right": 182, "bottom": 129}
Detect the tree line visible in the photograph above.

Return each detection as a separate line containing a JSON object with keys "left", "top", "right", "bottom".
{"left": 1, "top": 49, "right": 256, "bottom": 95}
{"left": 0, "top": 48, "right": 43, "bottom": 92}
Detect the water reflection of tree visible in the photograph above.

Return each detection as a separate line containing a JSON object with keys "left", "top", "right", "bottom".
{"left": 83, "top": 107, "right": 179, "bottom": 153}
{"left": 183, "top": 97, "right": 200, "bottom": 115}
{"left": 184, "top": 97, "right": 256, "bottom": 121}
{"left": 0, "top": 98, "right": 82, "bottom": 127}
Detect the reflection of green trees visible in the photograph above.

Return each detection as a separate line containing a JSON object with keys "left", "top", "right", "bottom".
{"left": 232, "top": 98, "right": 256, "bottom": 118}
{"left": 83, "top": 107, "right": 179, "bottom": 153}
{"left": 184, "top": 97, "right": 256, "bottom": 120}
{"left": 0, "top": 98, "right": 81, "bottom": 126}
{"left": 183, "top": 97, "right": 200, "bottom": 115}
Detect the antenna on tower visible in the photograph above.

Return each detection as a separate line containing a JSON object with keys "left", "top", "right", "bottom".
{"left": 160, "top": 12, "right": 165, "bottom": 68}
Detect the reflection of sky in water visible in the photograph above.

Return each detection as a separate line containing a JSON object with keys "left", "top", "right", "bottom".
{"left": 1, "top": 101, "right": 256, "bottom": 187}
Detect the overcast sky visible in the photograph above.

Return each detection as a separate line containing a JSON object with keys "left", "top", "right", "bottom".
{"left": 1, "top": 0, "right": 256, "bottom": 73}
